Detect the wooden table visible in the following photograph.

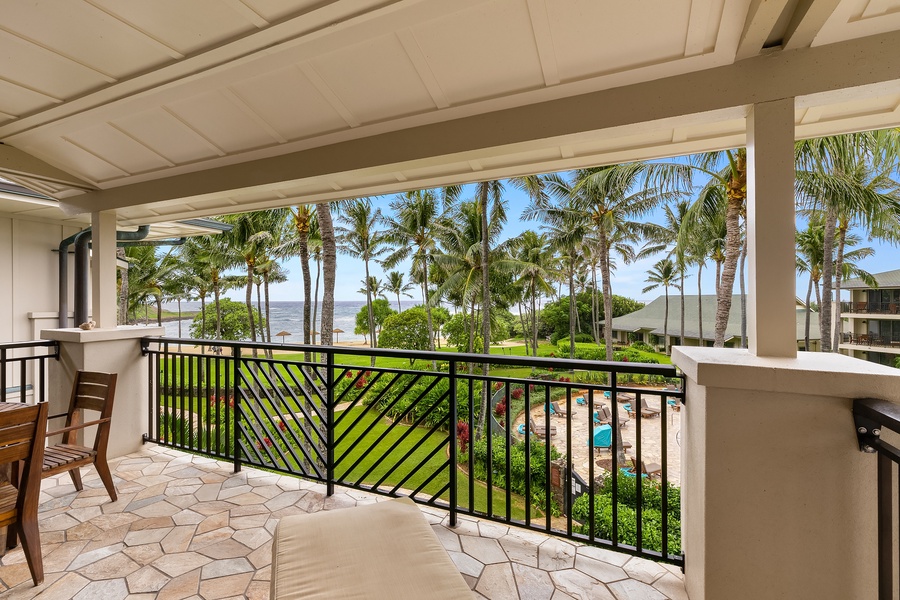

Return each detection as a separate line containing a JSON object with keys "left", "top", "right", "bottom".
{"left": 0, "top": 402, "right": 33, "bottom": 556}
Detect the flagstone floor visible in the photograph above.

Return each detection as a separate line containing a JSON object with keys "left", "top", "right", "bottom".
{"left": 0, "top": 444, "right": 688, "bottom": 599}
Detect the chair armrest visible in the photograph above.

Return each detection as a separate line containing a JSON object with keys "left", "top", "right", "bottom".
{"left": 48, "top": 417, "right": 111, "bottom": 437}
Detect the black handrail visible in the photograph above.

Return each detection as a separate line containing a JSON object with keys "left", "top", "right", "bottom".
{"left": 853, "top": 397, "right": 900, "bottom": 599}
{"left": 143, "top": 336, "right": 686, "bottom": 566}
{"left": 0, "top": 340, "right": 59, "bottom": 404}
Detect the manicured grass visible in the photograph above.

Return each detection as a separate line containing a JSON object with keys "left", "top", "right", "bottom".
{"left": 334, "top": 407, "right": 529, "bottom": 519}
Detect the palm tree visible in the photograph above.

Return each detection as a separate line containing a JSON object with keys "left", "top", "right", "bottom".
{"left": 288, "top": 205, "right": 315, "bottom": 348}
{"left": 385, "top": 270, "right": 415, "bottom": 311}
{"left": 643, "top": 258, "right": 680, "bottom": 354}
{"left": 512, "top": 231, "right": 556, "bottom": 357}
{"left": 796, "top": 131, "right": 900, "bottom": 350}
{"left": 336, "top": 199, "right": 387, "bottom": 364}
{"left": 684, "top": 150, "right": 747, "bottom": 347}
{"left": 383, "top": 189, "right": 442, "bottom": 353}
{"left": 797, "top": 218, "right": 877, "bottom": 349}
{"left": 358, "top": 276, "right": 388, "bottom": 300}
{"left": 542, "top": 164, "right": 687, "bottom": 360}
{"left": 223, "top": 210, "right": 289, "bottom": 353}
{"left": 525, "top": 189, "right": 590, "bottom": 359}
{"left": 644, "top": 201, "right": 691, "bottom": 348}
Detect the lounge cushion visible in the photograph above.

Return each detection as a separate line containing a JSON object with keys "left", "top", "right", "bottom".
{"left": 271, "top": 497, "right": 471, "bottom": 599}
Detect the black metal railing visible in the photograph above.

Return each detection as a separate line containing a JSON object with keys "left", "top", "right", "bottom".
{"left": 854, "top": 398, "right": 900, "bottom": 599}
{"left": 142, "top": 337, "right": 686, "bottom": 565}
{"left": 843, "top": 301, "right": 900, "bottom": 315}
{"left": 0, "top": 340, "right": 59, "bottom": 403}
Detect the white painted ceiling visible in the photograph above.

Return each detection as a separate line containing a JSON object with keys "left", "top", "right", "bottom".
{"left": 0, "top": 0, "right": 899, "bottom": 226}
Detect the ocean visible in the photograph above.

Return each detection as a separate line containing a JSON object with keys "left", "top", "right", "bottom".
{"left": 160, "top": 299, "right": 424, "bottom": 343}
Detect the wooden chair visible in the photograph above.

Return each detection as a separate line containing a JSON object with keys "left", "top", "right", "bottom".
{"left": 42, "top": 372, "right": 118, "bottom": 501}
{"left": 0, "top": 401, "right": 48, "bottom": 586}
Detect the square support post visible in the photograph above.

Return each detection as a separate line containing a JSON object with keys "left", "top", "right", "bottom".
{"left": 91, "top": 210, "right": 118, "bottom": 329}
{"left": 746, "top": 99, "right": 797, "bottom": 358}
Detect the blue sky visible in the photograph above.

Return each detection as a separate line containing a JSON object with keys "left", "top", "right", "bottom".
{"left": 254, "top": 178, "right": 898, "bottom": 306}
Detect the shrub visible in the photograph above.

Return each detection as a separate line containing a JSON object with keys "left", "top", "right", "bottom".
{"left": 629, "top": 341, "right": 655, "bottom": 353}
{"left": 494, "top": 399, "right": 507, "bottom": 417}
{"left": 457, "top": 421, "right": 470, "bottom": 453}
{"left": 471, "top": 435, "right": 561, "bottom": 515}
{"left": 571, "top": 472, "right": 681, "bottom": 555}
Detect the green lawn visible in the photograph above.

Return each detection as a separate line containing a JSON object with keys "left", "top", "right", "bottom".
{"left": 333, "top": 407, "right": 528, "bottom": 519}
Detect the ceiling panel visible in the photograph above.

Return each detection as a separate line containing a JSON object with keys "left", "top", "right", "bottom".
{"left": 166, "top": 91, "right": 280, "bottom": 154}
{"left": 26, "top": 142, "right": 125, "bottom": 183}
{"left": 311, "top": 34, "right": 436, "bottom": 122}
{"left": 0, "top": 81, "right": 57, "bottom": 119}
{"left": 230, "top": 65, "right": 349, "bottom": 140}
{"left": 88, "top": 0, "right": 257, "bottom": 55}
{"left": 112, "top": 108, "right": 223, "bottom": 165}
{"left": 814, "top": 0, "right": 900, "bottom": 45}
{"left": 412, "top": 0, "right": 545, "bottom": 104}
{"left": 242, "top": 0, "right": 323, "bottom": 23}
{"left": 2, "top": 0, "right": 175, "bottom": 80}
{"left": 0, "top": 33, "right": 109, "bottom": 100}
{"left": 64, "top": 124, "right": 174, "bottom": 175}
{"left": 548, "top": 0, "right": 696, "bottom": 82}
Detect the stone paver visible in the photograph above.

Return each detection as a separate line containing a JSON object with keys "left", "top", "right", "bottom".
{"left": 0, "top": 444, "right": 688, "bottom": 599}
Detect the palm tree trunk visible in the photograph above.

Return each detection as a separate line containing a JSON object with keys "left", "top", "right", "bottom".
{"left": 312, "top": 257, "right": 321, "bottom": 345}
{"left": 478, "top": 184, "right": 491, "bottom": 441}
{"left": 299, "top": 228, "right": 312, "bottom": 362}
{"left": 117, "top": 247, "right": 127, "bottom": 325}
{"left": 568, "top": 265, "right": 576, "bottom": 359}
{"left": 739, "top": 240, "right": 747, "bottom": 348}
{"left": 422, "top": 253, "right": 435, "bottom": 354}
{"left": 804, "top": 274, "right": 814, "bottom": 350}
{"left": 256, "top": 279, "right": 264, "bottom": 340}
{"left": 679, "top": 270, "right": 685, "bottom": 348}
{"left": 200, "top": 295, "right": 207, "bottom": 356}
{"left": 246, "top": 264, "right": 257, "bottom": 342}
{"left": 518, "top": 302, "right": 529, "bottom": 355}
{"left": 264, "top": 271, "right": 273, "bottom": 360}
{"left": 715, "top": 260, "right": 722, "bottom": 298}
{"left": 821, "top": 205, "right": 837, "bottom": 352}
{"left": 663, "top": 286, "right": 669, "bottom": 355}
{"left": 365, "top": 261, "right": 376, "bottom": 368}
{"left": 697, "top": 263, "right": 703, "bottom": 346}
{"left": 531, "top": 281, "right": 539, "bottom": 358}
{"left": 591, "top": 264, "right": 600, "bottom": 343}
{"left": 213, "top": 276, "right": 222, "bottom": 340}
{"left": 832, "top": 224, "right": 848, "bottom": 351}
{"left": 156, "top": 296, "right": 163, "bottom": 327}
{"left": 715, "top": 202, "right": 742, "bottom": 347}
{"left": 316, "top": 203, "right": 336, "bottom": 354}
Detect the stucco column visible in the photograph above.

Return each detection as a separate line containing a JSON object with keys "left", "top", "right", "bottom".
{"left": 41, "top": 326, "right": 163, "bottom": 459}
{"left": 746, "top": 99, "right": 797, "bottom": 358}
{"left": 672, "top": 347, "right": 899, "bottom": 600}
{"left": 91, "top": 210, "right": 117, "bottom": 329}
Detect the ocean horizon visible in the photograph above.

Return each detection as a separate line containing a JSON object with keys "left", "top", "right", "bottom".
{"left": 161, "top": 299, "right": 428, "bottom": 342}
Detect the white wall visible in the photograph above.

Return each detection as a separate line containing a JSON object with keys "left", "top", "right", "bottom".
{"left": 0, "top": 214, "right": 80, "bottom": 343}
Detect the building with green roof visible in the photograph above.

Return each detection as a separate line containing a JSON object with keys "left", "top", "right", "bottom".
{"left": 605, "top": 294, "right": 820, "bottom": 352}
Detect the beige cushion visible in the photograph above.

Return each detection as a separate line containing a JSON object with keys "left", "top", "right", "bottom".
{"left": 271, "top": 497, "right": 472, "bottom": 600}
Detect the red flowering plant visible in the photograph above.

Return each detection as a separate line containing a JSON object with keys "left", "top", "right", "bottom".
{"left": 457, "top": 421, "right": 470, "bottom": 454}
{"left": 494, "top": 400, "right": 507, "bottom": 417}
{"left": 511, "top": 388, "right": 524, "bottom": 400}
{"left": 493, "top": 381, "right": 504, "bottom": 392}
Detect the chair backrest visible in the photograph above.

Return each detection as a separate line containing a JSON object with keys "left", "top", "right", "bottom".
{"left": 0, "top": 402, "right": 48, "bottom": 492}
{"left": 65, "top": 371, "right": 117, "bottom": 451}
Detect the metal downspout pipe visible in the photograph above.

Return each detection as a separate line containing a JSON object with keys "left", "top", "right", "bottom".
{"left": 67, "top": 225, "right": 151, "bottom": 327}
{"left": 57, "top": 230, "right": 84, "bottom": 328}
